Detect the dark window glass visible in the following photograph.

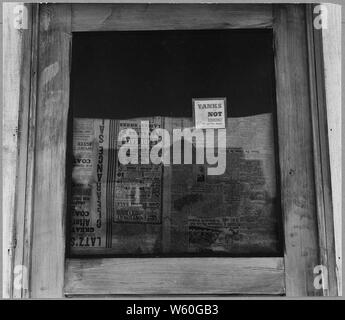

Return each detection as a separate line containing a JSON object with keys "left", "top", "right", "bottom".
{"left": 67, "top": 29, "right": 283, "bottom": 257}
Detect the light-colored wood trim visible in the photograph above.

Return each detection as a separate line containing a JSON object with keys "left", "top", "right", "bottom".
{"left": 65, "top": 257, "right": 285, "bottom": 295}
{"left": 3, "top": 2, "right": 37, "bottom": 298}
{"left": 273, "top": 4, "right": 322, "bottom": 296}
{"left": 71, "top": 3, "right": 273, "bottom": 32}
{"left": 11, "top": 4, "right": 39, "bottom": 299}
{"left": 21, "top": 5, "right": 40, "bottom": 299}
{"left": 305, "top": 4, "right": 338, "bottom": 296}
{"left": 3, "top": 2, "right": 24, "bottom": 298}
{"left": 320, "top": 3, "right": 342, "bottom": 296}
{"left": 29, "top": 4, "right": 72, "bottom": 298}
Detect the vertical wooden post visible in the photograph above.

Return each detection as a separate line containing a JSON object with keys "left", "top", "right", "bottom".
{"left": 273, "top": 4, "right": 320, "bottom": 296}
{"left": 11, "top": 3, "right": 39, "bottom": 299}
{"left": 306, "top": 4, "right": 338, "bottom": 296}
{"left": 320, "top": 4, "right": 342, "bottom": 295}
{"left": 3, "top": 2, "right": 37, "bottom": 298}
{"left": 3, "top": 2, "right": 23, "bottom": 298}
{"left": 30, "top": 4, "right": 72, "bottom": 298}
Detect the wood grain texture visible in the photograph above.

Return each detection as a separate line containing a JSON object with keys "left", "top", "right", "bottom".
{"left": 306, "top": 4, "right": 338, "bottom": 296}
{"left": 11, "top": 4, "right": 39, "bottom": 299}
{"left": 2, "top": 2, "right": 37, "bottom": 298}
{"left": 273, "top": 5, "right": 321, "bottom": 296}
{"left": 71, "top": 4, "right": 273, "bottom": 32}
{"left": 65, "top": 257, "right": 285, "bottom": 295}
{"left": 3, "top": 2, "right": 25, "bottom": 298}
{"left": 20, "top": 5, "right": 40, "bottom": 299}
{"left": 30, "top": 4, "right": 72, "bottom": 298}
{"left": 320, "top": 4, "right": 342, "bottom": 295}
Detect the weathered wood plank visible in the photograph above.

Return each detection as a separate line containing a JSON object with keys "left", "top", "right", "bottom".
{"left": 306, "top": 4, "right": 338, "bottom": 296}
{"left": 30, "top": 4, "right": 72, "bottom": 298}
{"left": 3, "top": 2, "right": 23, "bottom": 298}
{"left": 71, "top": 4, "right": 273, "bottom": 32}
{"left": 11, "top": 4, "right": 39, "bottom": 299}
{"left": 273, "top": 4, "right": 320, "bottom": 296}
{"left": 65, "top": 257, "right": 285, "bottom": 295}
{"left": 320, "top": 4, "right": 342, "bottom": 295}
{"left": 3, "top": 2, "right": 35, "bottom": 298}
{"left": 20, "top": 5, "right": 40, "bottom": 299}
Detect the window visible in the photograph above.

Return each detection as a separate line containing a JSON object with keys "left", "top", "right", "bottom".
{"left": 5, "top": 3, "right": 338, "bottom": 297}
{"left": 68, "top": 29, "right": 283, "bottom": 258}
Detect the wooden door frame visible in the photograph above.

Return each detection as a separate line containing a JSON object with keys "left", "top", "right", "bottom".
{"left": 3, "top": 3, "right": 338, "bottom": 297}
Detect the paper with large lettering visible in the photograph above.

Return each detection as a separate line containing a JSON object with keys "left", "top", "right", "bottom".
{"left": 70, "top": 117, "right": 163, "bottom": 255}
{"left": 70, "top": 114, "right": 281, "bottom": 255}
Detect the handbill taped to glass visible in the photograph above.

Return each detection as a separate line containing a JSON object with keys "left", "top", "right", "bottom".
{"left": 70, "top": 117, "right": 163, "bottom": 254}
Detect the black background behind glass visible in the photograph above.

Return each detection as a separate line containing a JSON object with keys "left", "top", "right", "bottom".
{"left": 71, "top": 29, "right": 276, "bottom": 119}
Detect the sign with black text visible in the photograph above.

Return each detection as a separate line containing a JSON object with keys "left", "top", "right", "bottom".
{"left": 193, "top": 98, "right": 227, "bottom": 129}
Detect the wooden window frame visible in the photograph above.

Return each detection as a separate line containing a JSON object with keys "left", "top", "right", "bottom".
{"left": 3, "top": 3, "right": 338, "bottom": 297}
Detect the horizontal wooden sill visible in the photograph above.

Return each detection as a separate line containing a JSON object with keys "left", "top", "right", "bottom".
{"left": 65, "top": 257, "right": 285, "bottom": 295}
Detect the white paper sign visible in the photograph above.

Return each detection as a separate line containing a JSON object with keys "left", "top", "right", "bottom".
{"left": 193, "top": 98, "right": 227, "bottom": 129}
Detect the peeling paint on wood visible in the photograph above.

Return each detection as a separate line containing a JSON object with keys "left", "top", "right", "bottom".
{"left": 39, "top": 62, "right": 59, "bottom": 88}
